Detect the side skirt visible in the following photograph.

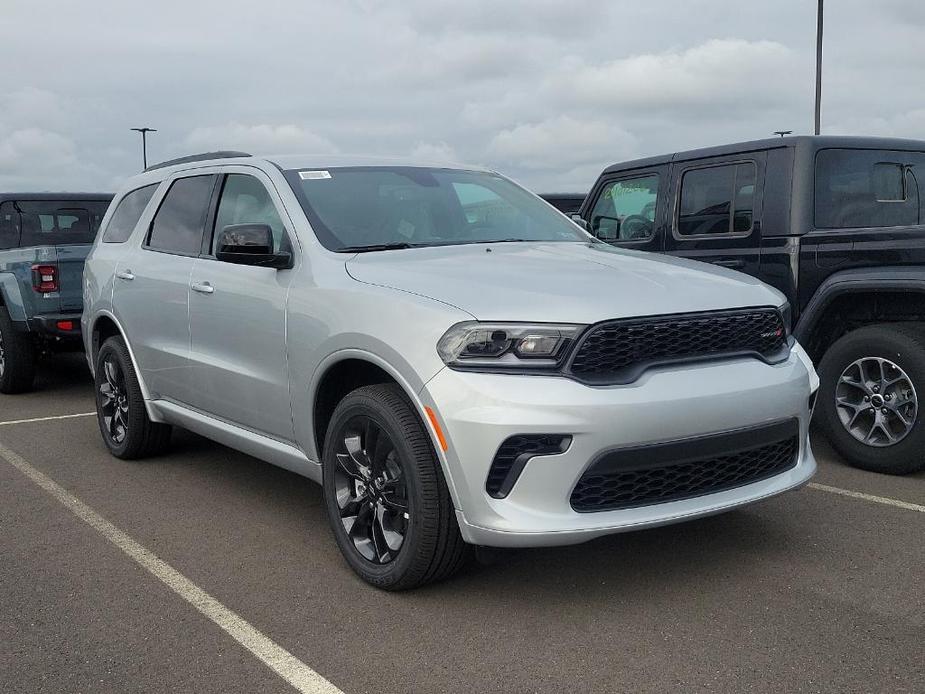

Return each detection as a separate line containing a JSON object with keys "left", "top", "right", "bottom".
{"left": 149, "top": 399, "right": 322, "bottom": 483}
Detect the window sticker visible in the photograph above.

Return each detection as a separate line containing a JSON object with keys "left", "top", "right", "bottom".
{"left": 299, "top": 170, "right": 332, "bottom": 180}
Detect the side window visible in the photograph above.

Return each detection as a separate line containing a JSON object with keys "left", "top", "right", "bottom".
{"left": 213, "top": 175, "right": 286, "bottom": 253}
{"left": 102, "top": 184, "right": 159, "bottom": 243}
{"left": 148, "top": 175, "right": 215, "bottom": 255}
{"left": 589, "top": 174, "right": 659, "bottom": 241}
{"left": 0, "top": 202, "right": 20, "bottom": 250}
{"left": 815, "top": 149, "right": 920, "bottom": 229}
{"left": 677, "top": 163, "right": 756, "bottom": 236}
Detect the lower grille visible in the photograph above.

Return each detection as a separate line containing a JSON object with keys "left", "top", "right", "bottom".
{"left": 487, "top": 434, "right": 571, "bottom": 499}
{"left": 570, "top": 420, "right": 799, "bottom": 512}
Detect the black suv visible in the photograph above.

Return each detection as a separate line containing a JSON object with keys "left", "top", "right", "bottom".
{"left": 578, "top": 136, "right": 925, "bottom": 475}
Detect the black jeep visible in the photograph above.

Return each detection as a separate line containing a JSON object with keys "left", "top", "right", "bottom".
{"left": 578, "top": 136, "right": 925, "bottom": 475}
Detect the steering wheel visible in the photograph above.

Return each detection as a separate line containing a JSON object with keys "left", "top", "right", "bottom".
{"left": 620, "top": 215, "right": 653, "bottom": 240}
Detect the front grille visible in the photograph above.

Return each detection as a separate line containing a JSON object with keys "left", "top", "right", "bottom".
{"left": 570, "top": 420, "right": 799, "bottom": 512}
{"left": 486, "top": 434, "right": 571, "bottom": 499}
{"left": 568, "top": 308, "right": 787, "bottom": 384}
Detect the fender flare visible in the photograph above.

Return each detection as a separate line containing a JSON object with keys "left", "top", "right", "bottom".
{"left": 87, "top": 310, "right": 163, "bottom": 422}
{"left": 0, "top": 272, "right": 29, "bottom": 323}
{"left": 795, "top": 266, "right": 925, "bottom": 345}
{"left": 304, "top": 349, "right": 463, "bottom": 508}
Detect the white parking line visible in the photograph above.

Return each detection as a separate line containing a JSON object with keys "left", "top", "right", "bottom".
{"left": 0, "top": 412, "right": 96, "bottom": 426}
{"left": 0, "top": 442, "right": 343, "bottom": 694}
{"left": 808, "top": 482, "right": 925, "bottom": 513}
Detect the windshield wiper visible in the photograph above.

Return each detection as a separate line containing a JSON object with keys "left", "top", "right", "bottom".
{"left": 336, "top": 242, "right": 421, "bottom": 253}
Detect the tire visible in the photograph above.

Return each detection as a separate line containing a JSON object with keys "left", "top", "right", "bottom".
{"left": 0, "top": 306, "right": 36, "bottom": 394}
{"left": 94, "top": 336, "right": 172, "bottom": 459}
{"left": 322, "top": 383, "right": 469, "bottom": 590}
{"left": 817, "top": 323, "right": 925, "bottom": 475}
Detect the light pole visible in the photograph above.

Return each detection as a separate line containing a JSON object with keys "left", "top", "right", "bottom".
{"left": 131, "top": 127, "right": 157, "bottom": 169}
{"left": 814, "top": 0, "right": 824, "bottom": 135}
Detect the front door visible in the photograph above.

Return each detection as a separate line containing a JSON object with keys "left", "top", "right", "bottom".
{"left": 664, "top": 153, "right": 766, "bottom": 280}
{"left": 583, "top": 167, "right": 666, "bottom": 253}
{"left": 187, "top": 171, "right": 296, "bottom": 442}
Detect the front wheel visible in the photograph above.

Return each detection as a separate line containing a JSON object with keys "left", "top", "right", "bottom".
{"left": 94, "top": 336, "right": 172, "bottom": 459}
{"left": 322, "top": 384, "right": 469, "bottom": 590}
{"left": 817, "top": 324, "right": 925, "bottom": 475}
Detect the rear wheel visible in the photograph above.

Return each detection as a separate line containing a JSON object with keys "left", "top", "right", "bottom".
{"left": 322, "top": 384, "right": 469, "bottom": 590}
{"left": 95, "top": 336, "right": 172, "bottom": 459}
{"left": 0, "top": 306, "right": 36, "bottom": 394}
{"left": 817, "top": 324, "right": 925, "bottom": 474}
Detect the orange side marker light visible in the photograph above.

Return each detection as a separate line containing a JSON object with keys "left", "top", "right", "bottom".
{"left": 424, "top": 406, "right": 448, "bottom": 452}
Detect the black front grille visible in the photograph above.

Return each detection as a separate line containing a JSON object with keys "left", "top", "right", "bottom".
{"left": 568, "top": 308, "right": 787, "bottom": 384}
{"left": 570, "top": 420, "right": 799, "bottom": 512}
{"left": 487, "top": 434, "right": 571, "bottom": 498}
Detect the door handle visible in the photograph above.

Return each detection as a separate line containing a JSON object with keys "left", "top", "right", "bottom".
{"left": 712, "top": 259, "right": 745, "bottom": 269}
{"left": 190, "top": 281, "right": 214, "bottom": 294}
{"left": 115, "top": 270, "right": 135, "bottom": 281}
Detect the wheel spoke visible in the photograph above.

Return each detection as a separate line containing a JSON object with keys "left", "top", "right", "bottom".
{"left": 332, "top": 414, "right": 410, "bottom": 565}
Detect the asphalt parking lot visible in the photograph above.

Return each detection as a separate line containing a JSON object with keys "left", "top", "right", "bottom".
{"left": 1, "top": 356, "right": 923, "bottom": 694}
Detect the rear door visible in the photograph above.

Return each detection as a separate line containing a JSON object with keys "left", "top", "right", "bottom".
{"left": 664, "top": 153, "right": 766, "bottom": 277}
{"left": 583, "top": 166, "right": 667, "bottom": 253}
{"left": 111, "top": 174, "right": 217, "bottom": 403}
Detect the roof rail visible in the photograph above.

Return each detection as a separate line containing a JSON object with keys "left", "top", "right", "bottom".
{"left": 145, "top": 151, "right": 252, "bottom": 172}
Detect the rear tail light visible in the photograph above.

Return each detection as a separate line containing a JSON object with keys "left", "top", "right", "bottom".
{"left": 31, "top": 264, "right": 59, "bottom": 293}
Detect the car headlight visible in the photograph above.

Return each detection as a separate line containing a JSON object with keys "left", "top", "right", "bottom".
{"left": 437, "top": 322, "right": 584, "bottom": 370}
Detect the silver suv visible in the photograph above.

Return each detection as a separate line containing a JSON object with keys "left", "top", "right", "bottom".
{"left": 83, "top": 152, "right": 818, "bottom": 589}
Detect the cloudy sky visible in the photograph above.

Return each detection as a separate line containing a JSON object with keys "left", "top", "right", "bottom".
{"left": 2, "top": 0, "right": 923, "bottom": 193}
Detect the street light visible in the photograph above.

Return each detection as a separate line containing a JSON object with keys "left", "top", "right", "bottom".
{"left": 814, "top": 0, "right": 824, "bottom": 135}
{"left": 774, "top": 131, "right": 793, "bottom": 138}
{"left": 130, "top": 127, "right": 157, "bottom": 169}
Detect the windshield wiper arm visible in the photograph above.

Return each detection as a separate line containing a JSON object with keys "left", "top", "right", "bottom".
{"left": 336, "top": 242, "right": 420, "bottom": 253}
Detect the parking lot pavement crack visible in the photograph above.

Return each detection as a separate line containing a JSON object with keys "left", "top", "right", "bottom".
{"left": 0, "top": 441, "right": 344, "bottom": 694}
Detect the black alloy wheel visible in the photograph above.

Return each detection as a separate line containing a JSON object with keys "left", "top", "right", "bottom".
{"left": 333, "top": 415, "right": 410, "bottom": 564}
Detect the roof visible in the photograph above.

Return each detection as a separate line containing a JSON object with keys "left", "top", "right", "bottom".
{"left": 0, "top": 192, "right": 113, "bottom": 203}
{"left": 266, "top": 153, "right": 492, "bottom": 172}
{"left": 601, "top": 135, "right": 925, "bottom": 174}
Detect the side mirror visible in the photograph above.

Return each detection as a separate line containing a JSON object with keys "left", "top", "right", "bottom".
{"left": 215, "top": 224, "right": 292, "bottom": 269}
{"left": 570, "top": 213, "right": 589, "bottom": 231}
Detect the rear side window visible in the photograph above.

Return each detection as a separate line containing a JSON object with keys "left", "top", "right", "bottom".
{"left": 815, "top": 149, "right": 920, "bottom": 228}
{"left": 102, "top": 184, "right": 159, "bottom": 243}
{"left": 0, "top": 201, "right": 20, "bottom": 250}
{"left": 16, "top": 200, "right": 111, "bottom": 246}
{"left": 676, "top": 163, "right": 756, "bottom": 236}
{"left": 147, "top": 175, "right": 215, "bottom": 255}
{"left": 589, "top": 174, "right": 659, "bottom": 241}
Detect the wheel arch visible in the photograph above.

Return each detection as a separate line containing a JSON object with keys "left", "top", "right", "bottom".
{"left": 795, "top": 267, "right": 925, "bottom": 361}
{"left": 305, "top": 350, "right": 459, "bottom": 505}
{"left": 0, "top": 272, "right": 28, "bottom": 322}
{"left": 88, "top": 311, "right": 161, "bottom": 420}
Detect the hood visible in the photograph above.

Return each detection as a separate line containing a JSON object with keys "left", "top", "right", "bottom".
{"left": 345, "top": 242, "right": 784, "bottom": 324}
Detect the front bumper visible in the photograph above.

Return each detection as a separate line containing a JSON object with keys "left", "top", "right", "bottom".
{"left": 420, "top": 344, "right": 818, "bottom": 548}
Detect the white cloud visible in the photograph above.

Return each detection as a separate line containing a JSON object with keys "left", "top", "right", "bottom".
{"left": 409, "top": 141, "right": 460, "bottom": 163}
{"left": 563, "top": 39, "right": 798, "bottom": 112}
{"left": 183, "top": 123, "right": 338, "bottom": 156}
{"left": 487, "top": 116, "right": 637, "bottom": 171}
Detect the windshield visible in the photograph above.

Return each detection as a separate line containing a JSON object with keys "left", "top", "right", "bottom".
{"left": 283, "top": 167, "right": 587, "bottom": 251}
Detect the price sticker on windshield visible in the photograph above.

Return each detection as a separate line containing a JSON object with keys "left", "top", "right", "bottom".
{"left": 299, "top": 170, "right": 332, "bottom": 180}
